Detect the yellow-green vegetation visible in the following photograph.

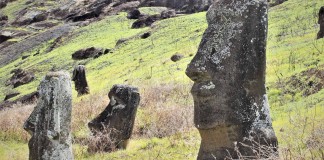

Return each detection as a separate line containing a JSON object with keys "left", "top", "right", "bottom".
{"left": 0, "top": 0, "right": 323, "bottom": 159}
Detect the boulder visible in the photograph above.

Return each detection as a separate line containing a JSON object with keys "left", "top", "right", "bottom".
{"left": 6, "top": 68, "right": 35, "bottom": 88}
{"left": 0, "top": 14, "right": 8, "bottom": 21}
{"left": 140, "top": 32, "right": 151, "bottom": 39}
{"left": 12, "top": 10, "right": 48, "bottom": 26}
{"left": 161, "top": 9, "right": 176, "bottom": 19}
{"left": 131, "top": 14, "right": 160, "bottom": 28}
{"left": 0, "top": 31, "right": 13, "bottom": 44}
{"left": 0, "top": 91, "right": 38, "bottom": 110}
{"left": 3, "top": 92, "right": 20, "bottom": 101}
{"left": 72, "top": 47, "right": 105, "bottom": 60}
{"left": 317, "top": 6, "right": 324, "bottom": 39}
{"left": 88, "top": 84, "right": 140, "bottom": 152}
{"left": 0, "top": 1, "right": 7, "bottom": 9}
{"left": 171, "top": 53, "right": 184, "bottom": 62}
{"left": 72, "top": 65, "right": 90, "bottom": 96}
{"left": 23, "top": 71, "right": 73, "bottom": 160}
{"left": 127, "top": 9, "right": 141, "bottom": 19}
{"left": 186, "top": 0, "right": 278, "bottom": 159}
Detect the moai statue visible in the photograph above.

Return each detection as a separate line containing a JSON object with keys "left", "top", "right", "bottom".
{"left": 24, "top": 71, "right": 73, "bottom": 160}
{"left": 72, "top": 65, "right": 89, "bottom": 96}
{"left": 88, "top": 84, "right": 140, "bottom": 152}
{"left": 186, "top": 0, "right": 278, "bottom": 159}
{"left": 317, "top": 6, "right": 324, "bottom": 39}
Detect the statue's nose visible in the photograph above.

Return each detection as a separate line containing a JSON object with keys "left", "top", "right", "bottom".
{"left": 186, "top": 55, "right": 211, "bottom": 82}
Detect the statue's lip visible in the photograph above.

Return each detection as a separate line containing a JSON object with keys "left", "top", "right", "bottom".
{"left": 191, "top": 81, "right": 217, "bottom": 97}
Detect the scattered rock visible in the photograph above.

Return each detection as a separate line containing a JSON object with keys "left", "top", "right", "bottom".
{"left": 131, "top": 15, "right": 160, "bottom": 28}
{"left": 0, "top": 91, "right": 38, "bottom": 110}
{"left": 6, "top": 68, "right": 35, "bottom": 88}
{"left": 140, "top": 0, "right": 213, "bottom": 13}
{"left": 140, "top": 32, "right": 151, "bottom": 39}
{"left": 161, "top": 9, "right": 176, "bottom": 19}
{"left": 23, "top": 71, "right": 73, "bottom": 160}
{"left": 171, "top": 54, "right": 184, "bottom": 62}
{"left": 21, "top": 55, "right": 30, "bottom": 60}
{"left": 0, "top": 31, "right": 13, "bottom": 44}
{"left": 72, "top": 47, "right": 106, "bottom": 60}
{"left": 186, "top": 0, "right": 277, "bottom": 159}
{"left": 0, "top": 1, "right": 7, "bottom": 9}
{"left": 4, "top": 92, "right": 20, "bottom": 101}
{"left": 88, "top": 84, "right": 140, "bottom": 152}
{"left": 72, "top": 65, "right": 90, "bottom": 96}
{"left": 12, "top": 10, "right": 48, "bottom": 26}
{"left": 116, "top": 38, "right": 128, "bottom": 46}
{"left": 127, "top": 9, "right": 141, "bottom": 19}
{"left": 317, "top": 6, "right": 324, "bottom": 39}
{"left": 0, "top": 14, "right": 8, "bottom": 21}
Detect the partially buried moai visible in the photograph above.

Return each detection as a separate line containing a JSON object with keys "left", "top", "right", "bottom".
{"left": 72, "top": 65, "right": 89, "bottom": 96}
{"left": 88, "top": 84, "right": 140, "bottom": 152}
{"left": 186, "top": 0, "right": 278, "bottom": 159}
{"left": 24, "top": 71, "right": 73, "bottom": 160}
{"left": 317, "top": 6, "right": 324, "bottom": 39}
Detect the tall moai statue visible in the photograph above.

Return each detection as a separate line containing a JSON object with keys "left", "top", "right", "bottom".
{"left": 186, "top": 0, "right": 278, "bottom": 159}
{"left": 72, "top": 65, "right": 90, "bottom": 96}
{"left": 24, "top": 71, "right": 73, "bottom": 160}
{"left": 88, "top": 85, "right": 140, "bottom": 152}
{"left": 317, "top": 6, "right": 324, "bottom": 39}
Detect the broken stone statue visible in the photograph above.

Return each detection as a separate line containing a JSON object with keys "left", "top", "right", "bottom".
{"left": 24, "top": 71, "right": 73, "bottom": 160}
{"left": 88, "top": 84, "right": 140, "bottom": 152}
{"left": 72, "top": 65, "right": 90, "bottom": 96}
{"left": 186, "top": 0, "right": 278, "bottom": 159}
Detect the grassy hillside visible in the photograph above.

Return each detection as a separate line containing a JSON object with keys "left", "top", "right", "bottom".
{"left": 0, "top": 0, "right": 324, "bottom": 159}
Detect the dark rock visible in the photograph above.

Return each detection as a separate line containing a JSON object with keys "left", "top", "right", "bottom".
{"left": 0, "top": 1, "right": 7, "bottom": 9}
{"left": 186, "top": 0, "right": 277, "bottom": 159}
{"left": 23, "top": 71, "right": 73, "bottom": 160}
{"left": 131, "top": 14, "right": 160, "bottom": 28}
{"left": 4, "top": 92, "right": 20, "bottom": 101}
{"left": 270, "top": 0, "right": 288, "bottom": 7}
{"left": 0, "top": 14, "right": 8, "bottom": 21}
{"left": 72, "top": 47, "right": 105, "bottom": 60}
{"left": 12, "top": 10, "right": 48, "bottom": 26}
{"left": 317, "top": 6, "right": 324, "bottom": 39}
{"left": 0, "top": 32, "right": 12, "bottom": 44}
{"left": 88, "top": 84, "right": 140, "bottom": 152}
{"left": 6, "top": 68, "right": 35, "bottom": 88}
{"left": 116, "top": 38, "right": 128, "bottom": 46}
{"left": 140, "top": 0, "right": 213, "bottom": 13}
{"left": 29, "top": 21, "right": 59, "bottom": 30}
{"left": 171, "top": 54, "right": 184, "bottom": 62}
{"left": 127, "top": 9, "right": 141, "bottom": 19}
{"left": 0, "top": 91, "right": 38, "bottom": 110}
{"left": 22, "top": 55, "right": 30, "bottom": 60}
{"left": 140, "top": 32, "right": 151, "bottom": 39}
{"left": 161, "top": 9, "right": 176, "bottom": 19}
{"left": 72, "top": 65, "right": 90, "bottom": 96}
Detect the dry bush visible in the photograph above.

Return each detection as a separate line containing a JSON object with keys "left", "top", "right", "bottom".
{"left": 0, "top": 102, "right": 35, "bottom": 142}
{"left": 133, "top": 83, "right": 194, "bottom": 138}
{"left": 86, "top": 128, "right": 119, "bottom": 153}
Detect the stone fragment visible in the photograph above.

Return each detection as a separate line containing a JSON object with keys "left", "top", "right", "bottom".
{"left": 88, "top": 84, "right": 140, "bottom": 152}
{"left": 127, "top": 9, "right": 141, "bottom": 19}
{"left": 6, "top": 68, "right": 35, "bottom": 88}
{"left": 171, "top": 53, "right": 184, "bottom": 62}
{"left": 72, "top": 47, "right": 105, "bottom": 60}
{"left": 23, "top": 71, "right": 73, "bottom": 160}
{"left": 140, "top": 32, "right": 151, "bottom": 39}
{"left": 72, "top": 65, "right": 90, "bottom": 96}
{"left": 12, "top": 10, "right": 48, "bottom": 26}
{"left": 161, "top": 9, "right": 176, "bottom": 19}
{"left": 317, "top": 6, "right": 324, "bottom": 39}
{"left": 186, "top": 0, "right": 278, "bottom": 159}
{"left": 4, "top": 92, "right": 20, "bottom": 101}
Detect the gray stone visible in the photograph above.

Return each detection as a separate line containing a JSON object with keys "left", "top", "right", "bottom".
{"left": 23, "top": 71, "right": 73, "bottom": 160}
{"left": 72, "top": 65, "right": 90, "bottom": 96}
{"left": 13, "top": 10, "right": 48, "bottom": 26}
{"left": 88, "top": 84, "right": 140, "bottom": 152}
{"left": 186, "top": 0, "right": 278, "bottom": 159}
{"left": 317, "top": 6, "right": 324, "bottom": 39}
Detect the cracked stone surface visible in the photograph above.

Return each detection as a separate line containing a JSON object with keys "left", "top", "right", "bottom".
{"left": 186, "top": 0, "right": 278, "bottom": 159}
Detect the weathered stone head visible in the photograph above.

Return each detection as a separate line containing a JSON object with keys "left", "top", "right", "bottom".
{"left": 72, "top": 65, "right": 90, "bottom": 96}
{"left": 23, "top": 71, "right": 73, "bottom": 160}
{"left": 317, "top": 6, "right": 324, "bottom": 39}
{"left": 186, "top": 0, "right": 277, "bottom": 159}
{"left": 88, "top": 84, "right": 140, "bottom": 151}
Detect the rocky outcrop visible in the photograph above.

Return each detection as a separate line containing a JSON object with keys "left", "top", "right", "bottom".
{"left": 186, "top": 0, "right": 278, "bottom": 159}
{"left": 72, "top": 47, "right": 109, "bottom": 60}
{"left": 24, "top": 71, "right": 73, "bottom": 160}
{"left": 0, "top": 91, "right": 38, "bottom": 110}
{"left": 88, "top": 85, "right": 140, "bottom": 152}
{"left": 140, "top": 0, "right": 212, "bottom": 13}
{"left": 131, "top": 9, "right": 177, "bottom": 28}
{"left": 12, "top": 10, "right": 48, "bottom": 26}
{"left": 317, "top": 6, "right": 324, "bottom": 39}
{"left": 6, "top": 68, "right": 35, "bottom": 88}
{"left": 72, "top": 65, "right": 90, "bottom": 96}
